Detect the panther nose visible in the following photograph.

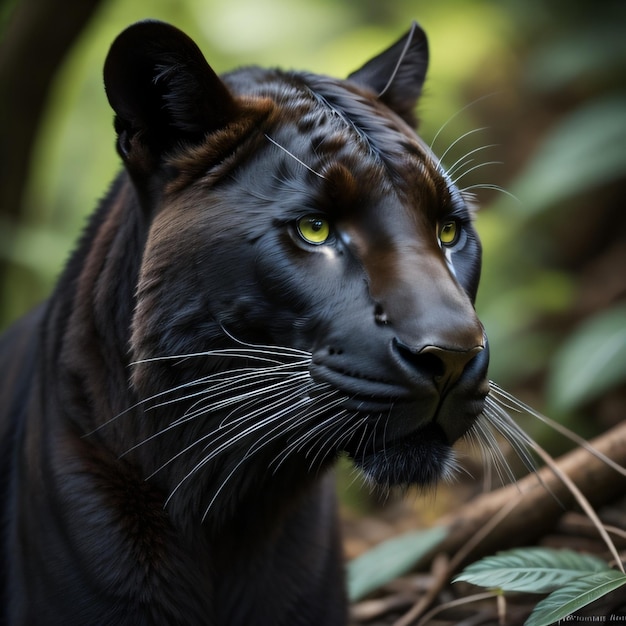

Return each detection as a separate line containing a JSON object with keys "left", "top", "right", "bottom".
{"left": 394, "top": 340, "right": 484, "bottom": 394}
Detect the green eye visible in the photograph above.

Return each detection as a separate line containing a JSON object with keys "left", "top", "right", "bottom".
{"left": 297, "top": 216, "right": 331, "bottom": 245}
{"left": 439, "top": 220, "right": 459, "bottom": 246}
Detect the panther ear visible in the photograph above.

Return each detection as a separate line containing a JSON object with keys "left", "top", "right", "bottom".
{"left": 104, "top": 20, "right": 238, "bottom": 164}
{"left": 348, "top": 22, "right": 428, "bottom": 126}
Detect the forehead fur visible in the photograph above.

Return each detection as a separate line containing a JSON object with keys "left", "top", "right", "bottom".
{"left": 230, "top": 68, "right": 437, "bottom": 169}
{"left": 164, "top": 66, "right": 445, "bottom": 215}
{"left": 240, "top": 69, "right": 443, "bottom": 198}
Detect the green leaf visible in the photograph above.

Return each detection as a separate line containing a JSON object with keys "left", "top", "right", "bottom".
{"left": 346, "top": 526, "right": 447, "bottom": 601}
{"left": 547, "top": 302, "right": 626, "bottom": 411}
{"left": 509, "top": 96, "right": 626, "bottom": 216}
{"left": 526, "top": 570, "right": 626, "bottom": 626}
{"left": 454, "top": 548, "right": 609, "bottom": 594}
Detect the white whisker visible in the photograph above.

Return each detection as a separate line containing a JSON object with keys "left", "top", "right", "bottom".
{"left": 467, "top": 416, "right": 518, "bottom": 486}
{"left": 144, "top": 369, "right": 276, "bottom": 417}
{"left": 352, "top": 414, "right": 378, "bottom": 462}
{"left": 270, "top": 393, "right": 348, "bottom": 471}
{"left": 218, "top": 328, "right": 312, "bottom": 357}
{"left": 164, "top": 394, "right": 314, "bottom": 506}
{"left": 484, "top": 401, "right": 537, "bottom": 472}
{"left": 119, "top": 369, "right": 311, "bottom": 459}
{"left": 87, "top": 348, "right": 311, "bottom": 437}
{"left": 200, "top": 395, "right": 346, "bottom": 520}
{"left": 460, "top": 183, "right": 521, "bottom": 204}
{"left": 149, "top": 381, "right": 313, "bottom": 481}
{"left": 445, "top": 143, "right": 498, "bottom": 179}
{"left": 132, "top": 347, "right": 309, "bottom": 367}
{"left": 265, "top": 134, "right": 326, "bottom": 179}
{"left": 435, "top": 127, "right": 489, "bottom": 169}
{"left": 429, "top": 93, "right": 498, "bottom": 153}
{"left": 451, "top": 160, "right": 503, "bottom": 186}
{"left": 489, "top": 383, "right": 626, "bottom": 477}
{"left": 198, "top": 400, "right": 322, "bottom": 521}
{"left": 306, "top": 412, "right": 358, "bottom": 472}
{"left": 176, "top": 371, "right": 310, "bottom": 426}
{"left": 212, "top": 382, "right": 313, "bottom": 436}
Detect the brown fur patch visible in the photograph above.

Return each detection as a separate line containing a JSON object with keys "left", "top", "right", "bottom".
{"left": 165, "top": 97, "right": 275, "bottom": 194}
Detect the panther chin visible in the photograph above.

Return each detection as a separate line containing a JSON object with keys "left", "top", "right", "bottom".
{"left": 347, "top": 422, "right": 459, "bottom": 488}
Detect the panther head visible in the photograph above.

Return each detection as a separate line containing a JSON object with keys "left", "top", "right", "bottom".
{"left": 103, "top": 21, "right": 490, "bottom": 516}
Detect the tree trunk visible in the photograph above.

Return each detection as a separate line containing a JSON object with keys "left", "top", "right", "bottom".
{"left": 0, "top": 0, "right": 104, "bottom": 282}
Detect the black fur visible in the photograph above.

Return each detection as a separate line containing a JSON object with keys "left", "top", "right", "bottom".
{"left": 0, "top": 21, "right": 489, "bottom": 625}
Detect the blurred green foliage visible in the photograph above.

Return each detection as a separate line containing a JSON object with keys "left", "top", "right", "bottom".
{"left": 475, "top": 0, "right": 626, "bottom": 439}
{"left": 547, "top": 302, "right": 626, "bottom": 413}
{"left": 1, "top": 0, "right": 625, "bottom": 436}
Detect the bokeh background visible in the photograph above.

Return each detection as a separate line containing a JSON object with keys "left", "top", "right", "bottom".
{"left": 1, "top": 0, "right": 625, "bottom": 502}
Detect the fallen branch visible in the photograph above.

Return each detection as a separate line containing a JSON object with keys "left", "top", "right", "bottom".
{"left": 418, "top": 420, "right": 626, "bottom": 571}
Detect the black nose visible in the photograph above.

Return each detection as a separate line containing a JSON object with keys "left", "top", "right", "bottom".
{"left": 394, "top": 340, "right": 484, "bottom": 394}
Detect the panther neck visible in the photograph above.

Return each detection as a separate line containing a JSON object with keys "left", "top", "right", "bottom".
{"left": 45, "top": 172, "right": 147, "bottom": 435}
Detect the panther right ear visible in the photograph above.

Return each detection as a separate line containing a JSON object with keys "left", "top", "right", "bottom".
{"left": 348, "top": 22, "right": 429, "bottom": 127}
{"left": 104, "top": 20, "right": 239, "bottom": 166}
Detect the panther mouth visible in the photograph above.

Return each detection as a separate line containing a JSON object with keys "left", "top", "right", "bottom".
{"left": 347, "top": 422, "right": 457, "bottom": 488}
{"left": 310, "top": 362, "right": 485, "bottom": 487}
{"left": 310, "top": 361, "right": 480, "bottom": 426}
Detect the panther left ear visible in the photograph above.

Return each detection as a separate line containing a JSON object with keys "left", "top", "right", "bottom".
{"left": 348, "top": 22, "right": 428, "bottom": 126}
{"left": 104, "top": 20, "right": 239, "bottom": 165}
